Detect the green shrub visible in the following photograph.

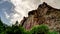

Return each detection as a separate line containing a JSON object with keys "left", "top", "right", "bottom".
{"left": 0, "top": 18, "right": 59, "bottom": 34}
{"left": 48, "top": 31, "right": 59, "bottom": 34}
{"left": 30, "top": 24, "right": 49, "bottom": 34}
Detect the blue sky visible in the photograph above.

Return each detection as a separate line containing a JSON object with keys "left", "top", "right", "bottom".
{"left": 0, "top": 0, "right": 15, "bottom": 25}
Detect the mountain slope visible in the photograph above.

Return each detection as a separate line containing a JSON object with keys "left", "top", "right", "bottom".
{"left": 20, "top": 2, "right": 60, "bottom": 32}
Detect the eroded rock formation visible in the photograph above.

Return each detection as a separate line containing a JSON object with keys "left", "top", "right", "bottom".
{"left": 20, "top": 2, "right": 60, "bottom": 32}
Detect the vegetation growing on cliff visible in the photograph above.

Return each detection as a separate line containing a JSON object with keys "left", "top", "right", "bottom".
{"left": 0, "top": 19, "right": 59, "bottom": 34}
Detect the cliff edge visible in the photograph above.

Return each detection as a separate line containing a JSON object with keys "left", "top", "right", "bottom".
{"left": 20, "top": 2, "right": 60, "bottom": 32}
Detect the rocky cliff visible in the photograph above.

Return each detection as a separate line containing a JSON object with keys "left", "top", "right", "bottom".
{"left": 20, "top": 2, "right": 60, "bottom": 32}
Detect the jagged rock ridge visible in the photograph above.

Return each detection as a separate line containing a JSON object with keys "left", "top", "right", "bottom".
{"left": 20, "top": 2, "right": 60, "bottom": 32}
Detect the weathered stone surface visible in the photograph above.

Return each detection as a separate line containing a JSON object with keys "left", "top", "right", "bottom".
{"left": 20, "top": 2, "right": 60, "bottom": 32}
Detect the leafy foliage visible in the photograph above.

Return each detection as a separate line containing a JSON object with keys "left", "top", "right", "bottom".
{"left": 30, "top": 25, "right": 49, "bottom": 34}
{"left": 48, "top": 31, "right": 59, "bottom": 34}
{"left": 0, "top": 19, "right": 59, "bottom": 34}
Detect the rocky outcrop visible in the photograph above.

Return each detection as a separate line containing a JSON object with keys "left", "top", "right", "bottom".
{"left": 20, "top": 2, "right": 60, "bottom": 32}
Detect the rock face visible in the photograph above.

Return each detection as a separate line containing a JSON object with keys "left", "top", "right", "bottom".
{"left": 20, "top": 2, "right": 60, "bottom": 32}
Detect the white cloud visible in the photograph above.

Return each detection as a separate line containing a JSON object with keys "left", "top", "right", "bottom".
{"left": 10, "top": 13, "right": 23, "bottom": 24}
{"left": 9, "top": 0, "right": 41, "bottom": 24}
{"left": 41, "top": 0, "right": 60, "bottom": 9}
{"left": 11, "top": 0, "right": 41, "bottom": 16}
{"left": 4, "top": 12, "right": 10, "bottom": 19}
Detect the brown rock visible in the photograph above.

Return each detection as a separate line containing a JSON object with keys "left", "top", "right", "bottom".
{"left": 20, "top": 2, "right": 60, "bottom": 31}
